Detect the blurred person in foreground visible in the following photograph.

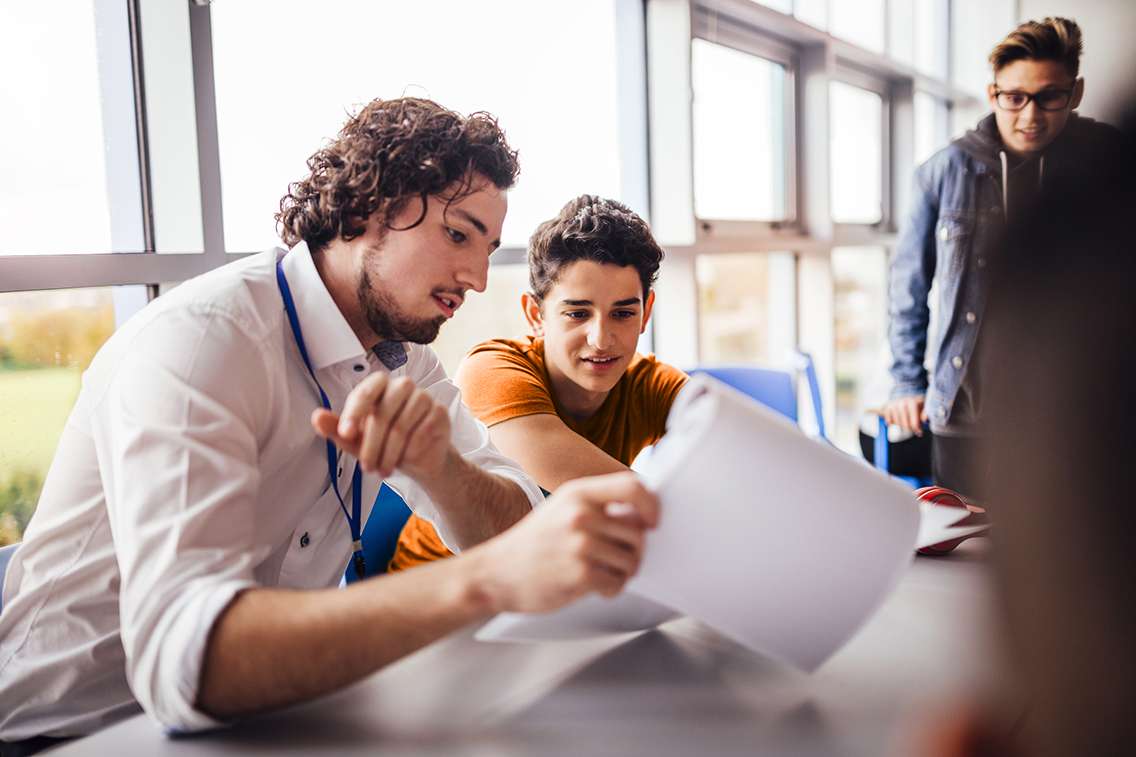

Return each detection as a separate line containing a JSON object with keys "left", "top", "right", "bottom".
{"left": 921, "top": 102, "right": 1135, "bottom": 757}
{"left": 883, "top": 17, "right": 1123, "bottom": 498}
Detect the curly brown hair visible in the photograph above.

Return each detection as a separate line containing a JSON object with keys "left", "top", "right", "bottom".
{"left": 276, "top": 97, "right": 519, "bottom": 252}
{"left": 527, "top": 195, "right": 663, "bottom": 302}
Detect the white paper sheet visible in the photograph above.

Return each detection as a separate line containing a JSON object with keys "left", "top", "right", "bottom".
{"left": 916, "top": 500, "right": 990, "bottom": 549}
{"left": 476, "top": 591, "right": 680, "bottom": 642}
{"left": 479, "top": 376, "right": 920, "bottom": 672}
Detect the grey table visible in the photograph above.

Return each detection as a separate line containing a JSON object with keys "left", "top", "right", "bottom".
{"left": 53, "top": 542, "right": 996, "bottom": 756}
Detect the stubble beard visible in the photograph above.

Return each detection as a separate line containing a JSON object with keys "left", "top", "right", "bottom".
{"left": 357, "top": 256, "right": 446, "bottom": 345}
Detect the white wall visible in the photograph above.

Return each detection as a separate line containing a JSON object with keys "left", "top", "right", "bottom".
{"left": 1018, "top": 0, "right": 1136, "bottom": 122}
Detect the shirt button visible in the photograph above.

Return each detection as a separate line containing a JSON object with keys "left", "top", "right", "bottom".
{"left": 299, "top": 532, "right": 310, "bottom": 548}
{"left": 936, "top": 406, "right": 946, "bottom": 417}
{"left": 353, "top": 364, "right": 365, "bottom": 372}
{"left": 965, "top": 311, "right": 977, "bottom": 324}
{"left": 951, "top": 356, "right": 963, "bottom": 369}
{"left": 977, "top": 257, "right": 987, "bottom": 268}
{"left": 939, "top": 226, "right": 949, "bottom": 241}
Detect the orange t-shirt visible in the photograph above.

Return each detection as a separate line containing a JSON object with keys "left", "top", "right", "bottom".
{"left": 388, "top": 336, "right": 687, "bottom": 571}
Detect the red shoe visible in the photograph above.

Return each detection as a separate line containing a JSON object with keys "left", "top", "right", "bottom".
{"left": 915, "top": 486, "right": 989, "bottom": 556}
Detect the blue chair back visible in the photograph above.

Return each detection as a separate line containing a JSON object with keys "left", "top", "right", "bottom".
{"left": 347, "top": 484, "right": 412, "bottom": 583}
{"left": 687, "top": 365, "right": 798, "bottom": 422}
{"left": 0, "top": 542, "right": 19, "bottom": 615}
{"left": 688, "top": 353, "right": 828, "bottom": 441}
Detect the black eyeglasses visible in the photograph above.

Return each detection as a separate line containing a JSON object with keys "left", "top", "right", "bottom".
{"left": 993, "top": 88, "right": 1074, "bottom": 112}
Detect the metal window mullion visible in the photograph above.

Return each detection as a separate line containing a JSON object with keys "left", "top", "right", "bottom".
{"left": 0, "top": 254, "right": 219, "bottom": 294}
{"left": 127, "top": 0, "right": 156, "bottom": 254}
{"left": 188, "top": 2, "right": 227, "bottom": 266}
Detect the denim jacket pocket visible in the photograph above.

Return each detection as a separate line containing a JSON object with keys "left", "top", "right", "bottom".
{"left": 937, "top": 211, "right": 974, "bottom": 270}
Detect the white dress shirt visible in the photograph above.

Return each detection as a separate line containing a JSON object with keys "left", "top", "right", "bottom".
{"left": 0, "top": 242, "right": 541, "bottom": 740}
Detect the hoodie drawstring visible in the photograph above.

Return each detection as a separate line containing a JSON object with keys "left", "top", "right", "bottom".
{"left": 999, "top": 150, "right": 1009, "bottom": 217}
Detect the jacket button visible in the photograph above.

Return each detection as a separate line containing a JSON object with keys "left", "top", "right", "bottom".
{"left": 939, "top": 226, "right": 949, "bottom": 241}
{"left": 965, "top": 311, "right": 977, "bottom": 324}
{"left": 299, "top": 532, "right": 310, "bottom": 548}
{"left": 951, "top": 356, "right": 963, "bottom": 369}
{"left": 977, "top": 257, "right": 987, "bottom": 268}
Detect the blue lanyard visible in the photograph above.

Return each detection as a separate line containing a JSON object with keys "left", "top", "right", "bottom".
{"left": 275, "top": 257, "right": 368, "bottom": 580}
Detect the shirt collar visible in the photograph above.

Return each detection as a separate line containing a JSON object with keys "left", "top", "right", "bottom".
{"left": 278, "top": 241, "right": 369, "bottom": 370}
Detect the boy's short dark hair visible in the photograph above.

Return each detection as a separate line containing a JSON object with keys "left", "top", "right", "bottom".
{"left": 527, "top": 195, "right": 663, "bottom": 302}
{"left": 989, "top": 17, "right": 1083, "bottom": 78}
{"left": 276, "top": 97, "right": 519, "bottom": 253}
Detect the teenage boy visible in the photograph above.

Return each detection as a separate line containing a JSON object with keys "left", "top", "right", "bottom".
{"left": 883, "top": 17, "right": 1121, "bottom": 497}
{"left": 393, "top": 195, "right": 686, "bottom": 570}
{"left": 0, "top": 100, "right": 658, "bottom": 750}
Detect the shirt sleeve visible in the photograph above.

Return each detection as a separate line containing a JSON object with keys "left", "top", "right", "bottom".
{"left": 383, "top": 346, "right": 543, "bottom": 552}
{"left": 90, "top": 306, "right": 274, "bottom": 733}
{"left": 453, "top": 341, "right": 558, "bottom": 427}
{"left": 637, "top": 358, "right": 690, "bottom": 442}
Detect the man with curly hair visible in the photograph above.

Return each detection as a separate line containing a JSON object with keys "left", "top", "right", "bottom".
{"left": 0, "top": 99, "right": 658, "bottom": 751}
{"left": 391, "top": 195, "right": 688, "bottom": 571}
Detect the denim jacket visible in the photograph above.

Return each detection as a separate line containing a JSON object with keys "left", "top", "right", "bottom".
{"left": 888, "top": 113, "right": 1122, "bottom": 433}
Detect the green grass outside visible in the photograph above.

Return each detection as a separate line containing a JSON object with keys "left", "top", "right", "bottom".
{"left": 0, "top": 367, "right": 81, "bottom": 474}
{"left": 0, "top": 367, "right": 82, "bottom": 542}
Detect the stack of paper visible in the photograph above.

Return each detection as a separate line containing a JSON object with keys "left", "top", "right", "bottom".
{"left": 478, "top": 376, "right": 924, "bottom": 671}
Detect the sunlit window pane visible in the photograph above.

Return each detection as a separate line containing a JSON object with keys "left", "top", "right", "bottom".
{"left": 951, "top": 0, "right": 1015, "bottom": 97}
{"left": 696, "top": 252, "right": 796, "bottom": 364}
{"left": 794, "top": 0, "right": 827, "bottom": 30}
{"left": 833, "top": 246, "right": 889, "bottom": 454}
{"left": 0, "top": 287, "right": 144, "bottom": 545}
{"left": 830, "top": 82, "right": 883, "bottom": 224}
{"left": 888, "top": 0, "right": 915, "bottom": 68}
{"left": 831, "top": 0, "right": 885, "bottom": 54}
{"left": 692, "top": 40, "right": 788, "bottom": 221}
{"left": 914, "top": 0, "right": 948, "bottom": 78}
{"left": 915, "top": 92, "right": 949, "bottom": 165}
{"left": 211, "top": 0, "right": 628, "bottom": 252}
{"left": 430, "top": 265, "right": 531, "bottom": 377}
{"left": 0, "top": 4, "right": 143, "bottom": 255}
{"left": 751, "top": 0, "right": 791, "bottom": 12}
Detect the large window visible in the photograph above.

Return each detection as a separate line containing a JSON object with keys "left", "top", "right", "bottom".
{"left": 691, "top": 39, "right": 790, "bottom": 222}
{"left": 915, "top": 92, "right": 950, "bottom": 166}
{"left": 210, "top": 0, "right": 634, "bottom": 253}
{"left": 830, "top": 0, "right": 885, "bottom": 54}
{"left": 832, "top": 247, "right": 888, "bottom": 453}
{"left": 0, "top": 3, "right": 143, "bottom": 255}
{"left": 690, "top": 38, "right": 790, "bottom": 221}
{"left": 696, "top": 252, "right": 796, "bottom": 365}
{"left": 830, "top": 81, "right": 884, "bottom": 224}
{"left": 0, "top": 288, "right": 145, "bottom": 545}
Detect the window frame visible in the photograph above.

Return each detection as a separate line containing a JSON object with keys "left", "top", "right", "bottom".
{"left": 689, "top": 13, "right": 800, "bottom": 237}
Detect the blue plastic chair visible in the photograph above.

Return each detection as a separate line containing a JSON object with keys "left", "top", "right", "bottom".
{"left": 346, "top": 483, "right": 412, "bottom": 583}
{"left": 872, "top": 416, "right": 934, "bottom": 489}
{"left": 688, "top": 352, "right": 828, "bottom": 440}
{"left": 0, "top": 542, "right": 19, "bottom": 615}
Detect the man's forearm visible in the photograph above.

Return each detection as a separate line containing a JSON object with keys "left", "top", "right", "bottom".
{"left": 196, "top": 550, "right": 498, "bottom": 720}
{"left": 418, "top": 449, "right": 532, "bottom": 548}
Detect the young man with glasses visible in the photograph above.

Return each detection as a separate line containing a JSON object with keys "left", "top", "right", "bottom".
{"left": 883, "top": 17, "right": 1121, "bottom": 498}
